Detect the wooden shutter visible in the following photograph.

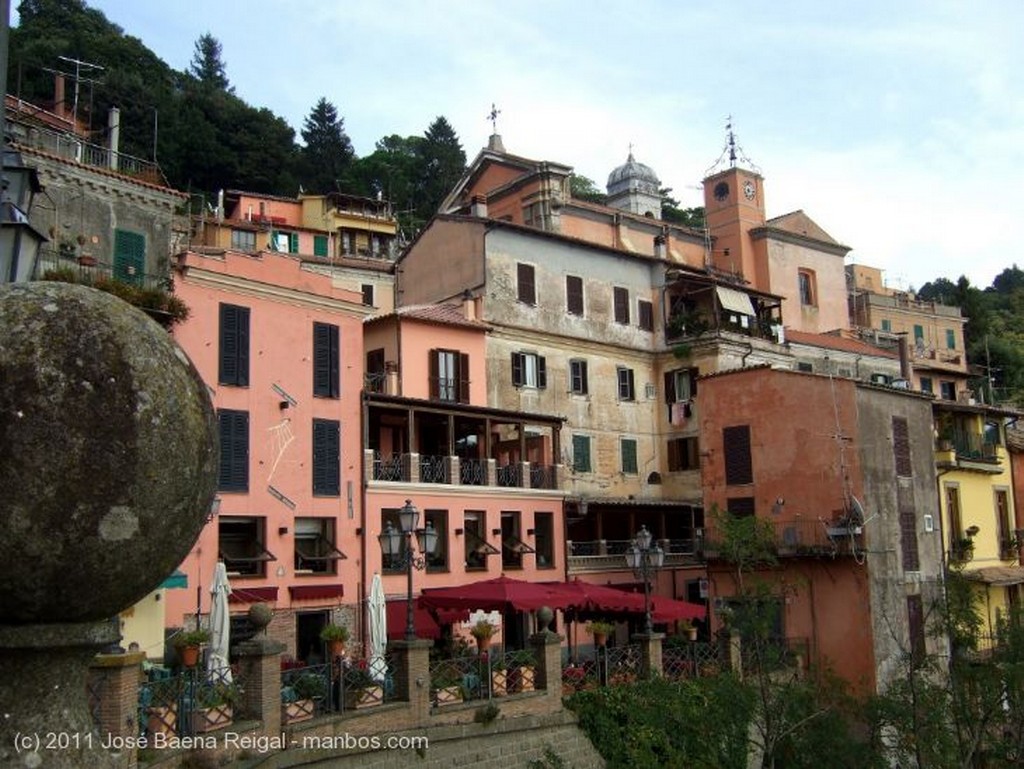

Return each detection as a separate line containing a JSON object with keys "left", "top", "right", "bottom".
{"left": 578, "top": 360, "right": 588, "bottom": 394}
{"left": 907, "top": 594, "right": 925, "bottom": 663}
{"left": 458, "top": 352, "right": 470, "bottom": 403}
{"left": 638, "top": 300, "right": 653, "bottom": 331}
{"left": 667, "top": 438, "right": 681, "bottom": 471}
{"left": 566, "top": 275, "right": 583, "bottom": 315}
{"left": 517, "top": 263, "right": 535, "bottom": 304}
{"left": 621, "top": 439, "right": 638, "bottom": 474}
{"left": 113, "top": 229, "right": 146, "bottom": 286}
{"left": 537, "top": 356, "right": 547, "bottom": 389}
{"left": 511, "top": 353, "right": 524, "bottom": 386}
{"left": 573, "top": 435, "right": 590, "bottom": 473}
{"left": 218, "top": 410, "right": 249, "bottom": 491}
{"left": 726, "top": 496, "right": 755, "bottom": 518}
{"left": 289, "top": 232, "right": 300, "bottom": 253}
{"left": 313, "top": 419, "right": 340, "bottom": 495}
{"left": 313, "top": 323, "right": 338, "bottom": 397}
{"left": 723, "top": 425, "right": 753, "bottom": 485}
{"left": 614, "top": 287, "right": 629, "bottom": 324}
{"left": 892, "top": 417, "right": 912, "bottom": 477}
{"left": 219, "top": 304, "right": 249, "bottom": 386}
{"left": 689, "top": 368, "right": 698, "bottom": 395}
{"left": 664, "top": 371, "right": 677, "bottom": 404}
{"left": 429, "top": 350, "right": 440, "bottom": 399}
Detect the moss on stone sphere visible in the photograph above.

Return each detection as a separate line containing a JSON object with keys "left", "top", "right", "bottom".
{"left": 0, "top": 282, "right": 217, "bottom": 623}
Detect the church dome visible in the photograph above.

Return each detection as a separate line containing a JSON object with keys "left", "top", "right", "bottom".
{"left": 607, "top": 152, "right": 661, "bottom": 191}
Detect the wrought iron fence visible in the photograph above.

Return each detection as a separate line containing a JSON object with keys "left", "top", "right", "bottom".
{"left": 459, "top": 457, "right": 487, "bottom": 486}
{"left": 662, "top": 642, "right": 724, "bottom": 680}
{"left": 136, "top": 665, "right": 245, "bottom": 739}
{"left": 529, "top": 464, "right": 556, "bottom": 489}
{"left": 373, "top": 453, "right": 407, "bottom": 482}
{"left": 281, "top": 663, "right": 333, "bottom": 722}
{"left": 428, "top": 648, "right": 539, "bottom": 707}
{"left": 338, "top": 655, "right": 397, "bottom": 712}
{"left": 496, "top": 464, "right": 522, "bottom": 488}
{"left": 419, "top": 454, "right": 449, "bottom": 484}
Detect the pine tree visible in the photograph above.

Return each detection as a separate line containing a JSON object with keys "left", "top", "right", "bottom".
{"left": 190, "top": 33, "right": 231, "bottom": 91}
{"left": 299, "top": 98, "right": 355, "bottom": 194}
{"left": 416, "top": 116, "right": 466, "bottom": 220}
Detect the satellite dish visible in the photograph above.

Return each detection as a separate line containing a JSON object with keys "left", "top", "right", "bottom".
{"left": 848, "top": 496, "right": 866, "bottom": 526}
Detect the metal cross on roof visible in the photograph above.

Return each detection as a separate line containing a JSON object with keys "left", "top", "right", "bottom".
{"left": 487, "top": 103, "right": 501, "bottom": 133}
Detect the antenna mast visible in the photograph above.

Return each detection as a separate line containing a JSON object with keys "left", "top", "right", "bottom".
{"left": 56, "top": 54, "right": 104, "bottom": 128}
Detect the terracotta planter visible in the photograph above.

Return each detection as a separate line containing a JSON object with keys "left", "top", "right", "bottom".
{"left": 434, "top": 685, "right": 463, "bottom": 706}
{"left": 146, "top": 705, "right": 177, "bottom": 737}
{"left": 344, "top": 685, "right": 384, "bottom": 710}
{"left": 508, "top": 666, "right": 535, "bottom": 693}
{"left": 282, "top": 699, "right": 315, "bottom": 724}
{"left": 192, "top": 705, "right": 232, "bottom": 733}
{"left": 491, "top": 670, "right": 508, "bottom": 697}
{"left": 475, "top": 635, "right": 491, "bottom": 653}
{"left": 592, "top": 632, "right": 607, "bottom": 647}
{"left": 327, "top": 640, "right": 346, "bottom": 659}
{"left": 179, "top": 644, "right": 200, "bottom": 668}
{"left": 77, "top": 255, "right": 97, "bottom": 267}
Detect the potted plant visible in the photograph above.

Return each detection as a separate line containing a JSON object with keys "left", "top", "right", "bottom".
{"left": 586, "top": 620, "right": 615, "bottom": 648}
{"left": 490, "top": 655, "right": 508, "bottom": 697}
{"left": 342, "top": 664, "right": 384, "bottom": 709}
{"left": 470, "top": 618, "right": 497, "bottom": 653}
{"left": 431, "top": 668, "right": 465, "bottom": 706}
{"left": 320, "top": 623, "right": 350, "bottom": 659}
{"left": 173, "top": 628, "right": 210, "bottom": 668}
{"left": 281, "top": 671, "right": 326, "bottom": 723}
{"left": 192, "top": 681, "right": 238, "bottom": 733}
{"left": 679, "top": 620, "right": 698, "bottom": 642}
{"left": 506, "top": 650, "right": 536, "bottom": 693}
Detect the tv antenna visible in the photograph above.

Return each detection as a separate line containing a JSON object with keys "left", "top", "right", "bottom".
{"left": 56, "top": 55, "right": 105, "bottom": 128}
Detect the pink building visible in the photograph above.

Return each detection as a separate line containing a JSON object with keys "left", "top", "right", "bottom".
{"left": 167, "top": 247, "right": 369, "bottom": 660}
{"left": 362, "top": 301, "right": 566, "bottom": 648}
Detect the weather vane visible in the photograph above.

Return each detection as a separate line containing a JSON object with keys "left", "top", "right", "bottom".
{"left": 487, "top": 103, "right": 501, "bottom": 134}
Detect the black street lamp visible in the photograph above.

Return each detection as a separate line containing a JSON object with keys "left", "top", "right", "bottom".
{"left": 624, "top": 525, "right": 665, "bottom": 635}
{"left": 378, "top": 499, "right": 437, "bottom": 641}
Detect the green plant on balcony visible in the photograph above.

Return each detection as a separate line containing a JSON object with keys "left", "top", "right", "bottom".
{"left": 41, "top": 269, "right": 190, "bottom": 327}
{"left": 666, "top": 309, "right": 708, "bottom": 339}
{"left": 951, "top": 537, "right": 975, "bottom": 564}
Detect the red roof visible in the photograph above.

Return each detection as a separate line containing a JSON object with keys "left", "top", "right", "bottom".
{"left": 786, "top": 329, "right": 897, "bottom": 358}
{"left": 366, "top": 303, "right": 489, "bottom": 330}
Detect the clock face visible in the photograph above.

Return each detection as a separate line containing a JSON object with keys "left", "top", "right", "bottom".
{"left": 713, "top": 181, "right": 729, "bottom": 202}
{"left": 743, "top": 180, "right": 756, "bottom": 200}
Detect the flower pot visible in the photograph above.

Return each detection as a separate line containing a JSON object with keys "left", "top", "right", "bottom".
{"left": 344, "top": 685, "right": 383, "bottom": 710}
{"left": 179, "top": 644, "right": 200, "bottom": 668}
{"left": 592, "top": 632, "right": 607, "bottom": 647}
{"left": 508, "top": 666, "right": 535, "bottom": 693}
{"left": 491, "top": 669, "right": 508, "bottom": 697}
{"left": 192, "top": 704, "right": 232, "bottom": 733}
{"left": 434, "top": 685, "right": 463, "bottom": 706}
{"left": 146, "top": 705, "right": 177, "bottom": 737}
{"left": 475, "top": 636, "right": 491, "bottom": 654}
{"left": 77, "top": 255, "right": 97, "bottom": 267}
{"left": 327, "top": 640, "right": 346, "bottom": 659}
{"left": 687, "top": 627, "right": 698, "bottom": 642}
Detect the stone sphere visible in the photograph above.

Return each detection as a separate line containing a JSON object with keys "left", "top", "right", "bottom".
{"left": 248, "top": 602, "right": 273, "bottom": 631}
{"left": 536, "top": 606, "right": 554, "bottom": 628}
{"left": 0, "top": 282, "right": 218, "bottom": 623}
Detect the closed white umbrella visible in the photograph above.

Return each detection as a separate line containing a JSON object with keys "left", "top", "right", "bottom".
{"left": 368, "top": 572, "right": 387, "bottom": 682}
{"left": 207, "top": 561, "right": 233, "bottom": 684}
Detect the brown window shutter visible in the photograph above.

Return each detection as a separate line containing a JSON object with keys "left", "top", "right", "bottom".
{"left": 428, "top": 350, "right": 439, "bottom": 399}
{"left": 723, "top": 425, "right": 753, "bottom": 485}
{"left": 892, "top": 417, "right": 912, "bottom": 477}
{"left": 458, "top": 352, "right": 470, "bottom": 403}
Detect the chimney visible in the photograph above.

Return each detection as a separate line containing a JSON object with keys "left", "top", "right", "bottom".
{"left": 470, "top": 194, "right": 488, "bottom": 218}
{"left": 53, "top": 74, "right": 66, "bottom": 118}
{"left": 897, "top": 334, "right": 914, "bottom": 382}
{"left": 462, "top": 289, "right": 476, "bottom": 321}
{"left": 108, "top": 107, "right": 120, "bottom": 171}
{"left": 385, "top": 361, "right": 400, "bottom": 396}
{"left": 654, "top": 234, "right": 667, "bottom": 260}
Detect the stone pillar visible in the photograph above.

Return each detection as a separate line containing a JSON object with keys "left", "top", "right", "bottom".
{"left": 529, "top": 631, "right": 564, "bottom": 712}
{"left": 236, "top": 638, "right": 285, "bottom": 737}
{"left": 486, "top": 458, "right": 497, "bottom": 486}
{"left": 407, "top": 452, "right": 421, "bottom": 484}
{"left": 631, "top": 632, "right": 664, "bottom": 680}
{"left": 728, "top": 631, "right": 743, "bottom": 677}
{"left": 89, "top": 651, "right": 144, "bottom": 767}
{"left": 388, "top": 639, "right": 432, "bottom": 722}
{"left": 519, "top": 461, "right": 531, "bottom": 488}
{"left": 449, "top": 455, "right": 460, "bottom": 485}
{"left": 364, "top": 449, "right": 376, "bottom": 484}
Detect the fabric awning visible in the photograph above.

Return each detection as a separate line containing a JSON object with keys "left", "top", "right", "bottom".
{"left": 963, "top": 566, "right": 1024, "bottom": 586}
{"left": 387, "top": 601, "right": 443, "bottom": 639}
{"left": 419, "top": 575, "right": 574, "bottom": 612}
{"left": 289, "top": 584, "right": 345, "bottom": 600}
{"left": 716, "top": 285, "right": 756, "bottom": 316}
{"left": 160, "top": 570, "right": 188, "bottom": 590}
{"left": 228, "top": 586, "right": 279, "bottom": 604}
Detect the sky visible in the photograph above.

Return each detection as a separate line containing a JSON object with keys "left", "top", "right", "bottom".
{"left": 22, "top": 1, "right": 1024, "bottom": 291}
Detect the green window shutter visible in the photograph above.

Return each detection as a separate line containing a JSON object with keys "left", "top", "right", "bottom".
{"left": 113, "top": 229, "right": 146, "bottom": 286}
{"left": 313, "top": 234, "right": 328, "bottom": 257}
{"left": 218, "top": 409, "right": 249, "bottom": 491}
{"left": 946, "top": 329, "right": 955, "bottom": 349}
{"left": 289, "top": 232, "right": 299, "bottom": 253}
{"left": 572, "top": 435, "right": 591, "bottom": 473}
{"left": 312, "top": 418, "right": 341, "bottom": 496}
{"left": 621, "top": 439, "right": 638, "bottom": 474}
{"left": 913, "top": 324, "right": 924, "bottom": 341}
{"left": 881, "top": 319, "right": 891, "bottom": 332}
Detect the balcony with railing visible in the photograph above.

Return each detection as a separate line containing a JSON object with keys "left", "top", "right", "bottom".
{"left": 567, "top": 537, "right": 704, "bottom": 573}
{"left": 705, "top": 518, "right": 864, "bottom": 560}
{"left": 367, "top": 450, "right": 561, "bottom": 491}
{"left": 14, "top": 124, "right": 167, "bottom": 186}
{"left": 663, "top": 275, "right": 783, "bottom": 347}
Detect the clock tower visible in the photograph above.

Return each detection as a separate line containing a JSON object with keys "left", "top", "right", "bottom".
{"left": 702, "top": 123, "right": 768, "bottom": 291}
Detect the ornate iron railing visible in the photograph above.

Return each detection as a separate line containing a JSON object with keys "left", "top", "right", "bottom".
{"left": 529, "top": 464, "right": 557, "bottom": 489}
{"left": 662, "top": 642, "right": 724, "bottom": 680}
{"left": 496, "top": 463, "right": 522, "bottom": 488}
{"left": 459, "top": 457, "right": 487, "bottom": 486}
{"left": 373, "top": 453, "right": 407, "bottom": 482}
{"left": 419, "top": 454, "right": 449, "bottom": 484}
{"left": 135, "top": 665, "right": 244, "bottom": 738}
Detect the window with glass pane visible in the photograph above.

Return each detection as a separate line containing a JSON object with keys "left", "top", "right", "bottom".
{"left": 380, "top": 508, "right": 408, "bottom": 572}
{"left": 621, "top": 438, "right": 638, "bottom": 474}
{"left": 425, "top": 510, "right": 448, "bottom": 571}
{"left": 464, "top": 511, "right": 489, "bottom": 571}
{"left": 534, "top": 512, "right": 554, "bottom": 569}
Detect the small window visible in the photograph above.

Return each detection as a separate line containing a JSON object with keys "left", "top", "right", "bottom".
{"left": 431, "top": 349, "right": 470, "bottom": 403}
{"left": 534, "top": 512, "right": 555, "bottom": 569}
{"left": 798, "top": 270, "right": 816, "bottom": 306}
{"left": 727, "top": 497, "right": 756, "bottom": 518}
{"left": 361, "top": 284, "right": 375, "bottom": 307}
{"left": 425, "top": 510, "right": 448, "bottom": 572}
{"left": 313, "top": 322, "right": 340, "bottom": 398}
{"left": 313, "top": 234, "right": 329, "bottom": 257}
{"left": 566, "top": 275, "right": 584, "bottom": 316}
{"left": 219, "top": 303, "right": 250, "bottom": 387}
{"left": 231, "top": 229, "right": 257, "bottom": 251}
{"left": 797, "top": 362, "right": 813, "bottom": 373}
{"left": 219, "top": 516, "right": 275, "bottom": 577}
{"left": 464, "top": 511, "right": 497, "bottom": 571}
{"left": 366, "top": 348, "right": 386, "bottom": 393}
{"left": 667, "top": 437, "right": 699, "bottom": 471}
{"left": 920, "top": 377, "right": 933, "bottom": 394}
{"left": 517, "top": 263, "right": 536, "bottom": 305}
{"left": 572, "top": 434, "right": 591, "bottom": 473}
{"left": 913, "top": 324, "right": 925, "bottom": 342}
{"left": 617, "top": 366, "right": 635, "bottom": 401}
{"left": 380, "top": 508, "right": 408, "bottom": 572}
{"left": 501, "top": 511, "right": 533, "bottom": 570}
{"left": 613, "top": 287, "right": 630, "bottom": 324}
{"left": 945, "top": 329, "right": 956, "bottom": 350}
{"left": 638, "top": 300, "right": 654, "bottom": 331}
{"left": 881, "top": 319, "right": 892, "bottom": 332}
{"left": 294, "top": 517, "right": 345, "bottom": 575}
{"left": 940, "top": 381, "right": 956, "bottom": 401}
{"left": 512, "top": 352, "right": 547, "bottom": 389}
{"left": 621, "top": 438, "right": 638, "bottom": 474}
{"left": 312, "top": 418, "right": 340, "bottom": 496}
{"left": 569, "top": 359, "right": 588, "bottom": 395}
{"left": 723, "top": 425, "right": 753, "bottom": 485}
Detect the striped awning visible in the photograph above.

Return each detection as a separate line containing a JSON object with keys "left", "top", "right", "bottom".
{"left": 716, "top": 285, "right": 756, "bottom": 316}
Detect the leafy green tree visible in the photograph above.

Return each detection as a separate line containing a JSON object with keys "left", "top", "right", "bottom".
{"left": 569, "top": 174, "right": 606, "bottom": 204}
{"left": 189, "top": 32, "right": 230, "bottom": 91}
{"left": 661, "top": 187, "right": 706, "bottom": 228}
{"left": 348, "top": 134, "right": 425, "bottom": 237}
{"left": 298, "top": 97, "right": 355, "bottom": 194}
{"left": 415, "top": 116, "right": 466, "bottom": 221}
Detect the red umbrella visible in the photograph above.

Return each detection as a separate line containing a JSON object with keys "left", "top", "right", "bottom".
{"left": 548, "top": 578, "right": 706, "bottom": 621}
{"left": 418, "top": 575, "right": 575, "bottom": 613}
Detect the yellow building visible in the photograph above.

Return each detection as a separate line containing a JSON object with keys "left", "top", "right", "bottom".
{"left": 935, "top": 401, "right": 1022, "bottom": 640}
{"left": 848, "top": 264, "right": 970, "bottom": 400}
